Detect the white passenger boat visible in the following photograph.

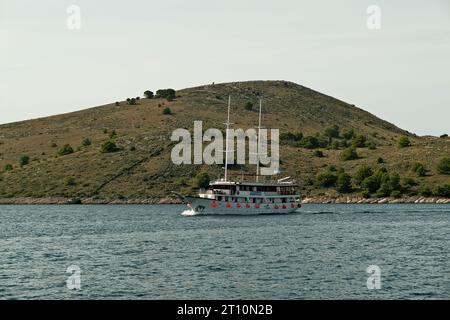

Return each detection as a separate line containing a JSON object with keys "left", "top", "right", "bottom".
{"left": 179, "top": 97, "right": 302, "bottom": 215}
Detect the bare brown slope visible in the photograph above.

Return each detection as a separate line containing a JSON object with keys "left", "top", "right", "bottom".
{"left": 0, "top": 80, "right": 448, "bottom": 201}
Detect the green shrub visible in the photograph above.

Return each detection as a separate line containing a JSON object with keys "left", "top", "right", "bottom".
{"left": 398, "top": 136, "right": 411, "bottom": 148}
{"left": 391, "top": 190, "right": 401, "bottom": 198}
{"left": 440, "top": 134, "right": 448, "bottom": 138}
{"left": 351, "top": 134, "right": 367, "bottom": 148}
{"left": 313, "top": 150, "right": 324, "bottom": 158}
{"left": 244, "top": 102, "right": 253, "bottom": 111}
{"left": 324, "top": 125, "right": 340, "bottom": 139}
{"left": 342, "top": 128, "right": 355, "bottom": 140}
{"left": 388, "top": 173, "right": 401, "bottom": 192}
{"left": 81, "top": 138, "right": 92, "bottom": 147}
{"left": 354, "top": 166, "right": 373, "bottom": 185}
{"left": 162, "top": 107, "right": 172, "bottom": 115}
{"left": 361, "top": 189, "right": 371, "bottom": 198}
{"left": 57, "top": 144, "right": 74, "bottom": 156}
{"left": 280, "top": 132, "right": 303, "bottom": 145}
{"left": 4, "top": 164, "right": 13, "bottom": 171}
{"left": 367, "top": 142, "right": 377, "bottom": 150}
{"left": 362, "top": 176, "right": 380, "bottom": 193}
{"left": 411, "top": 162, "right": 426, "bottom": 177}
{"left": 338, "top": 140, "right": 347, "bottom": 149}
{"left": 377, "top": 157, "right": 384, "bottom": 164}
{"left": 341, "top": 147, "right": 358, "bottom": 161}
{"left": 115, "top": 102, "right": 120, "bottom": 106}
{"left": 403, "top": 177, "right": 417, "bottom": 188}
{"left": 300, "top": 136, "right": 320, "bottom": 149}
{"left": 316, "top": 172, "right": 338, "bottom": 188}
{"left": 109, "top": 130, "right": 117, "bottom": 139}
{"left": 155, "top": 89, "right": 176, "bottom": 101}
{"left": 144, "top": 90, "right": 154, "bottom": 99}
{"left": 436, "top": 157, "right": 450, "bottom": 175}
{"left": 65, "top": 177, "right": 76, "bottom": 186}
{"left": 19, "top": 155, "right": 30, "bottom": 166}
{"left": 330, "top": 140, "right": 340, "bottom": 150}
{"left": 433, "top": 184, "right": 450, "bottom": 197}
{"left": 194, "top": 172, "right": 210, "bottom": 189}
{"left": 336, "top": 172, "right": 352, "bottom": 193}
{"left": 101, "top": 140, "right": 119, "bottom": 153}
{"left": 376, "top": 182, "right": 391, "bottom": 197}
{"left": 419, "top": 185, "right": 432, "bottom": 197}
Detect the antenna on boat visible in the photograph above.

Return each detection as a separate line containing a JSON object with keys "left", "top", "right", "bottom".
{"left": 256, "top": 99, "right": 262, "bottom": 182}
{"left": 224, "top": 95, "right": 232, "bottom": 182}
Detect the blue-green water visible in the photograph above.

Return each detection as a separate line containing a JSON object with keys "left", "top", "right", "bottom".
{"left": 0, "top": 204, "right": 449, "bottom": 299}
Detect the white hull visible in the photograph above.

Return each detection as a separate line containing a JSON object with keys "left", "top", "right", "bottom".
{"left": 185, "top": 196, "right": 300, "bottom": 215}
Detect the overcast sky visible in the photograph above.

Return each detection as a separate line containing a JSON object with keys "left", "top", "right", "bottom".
{"left": 1, "top": 0, "right": 449, "bottom": 135}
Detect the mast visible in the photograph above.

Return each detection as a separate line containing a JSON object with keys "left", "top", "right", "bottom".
{"left": 256, "top": 99, "right": 262, "bottom": 182}
{"left": 224, "top": 95, "right": 232, "bottom": 182}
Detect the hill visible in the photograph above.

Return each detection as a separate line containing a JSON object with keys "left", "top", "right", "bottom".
{"left": 0, "top": 80, "right": 449, "bottom": 204}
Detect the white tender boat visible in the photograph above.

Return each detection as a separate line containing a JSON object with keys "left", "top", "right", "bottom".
{"left": 180, "top": 97, "right": 302, "bottom": 215}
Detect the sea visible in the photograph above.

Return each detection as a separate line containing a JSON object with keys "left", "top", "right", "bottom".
{"left": 0, "top": 204, "right": 448, "bottom": 299}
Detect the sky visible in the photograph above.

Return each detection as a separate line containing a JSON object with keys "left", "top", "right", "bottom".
{"left": 1, "top": 0, "right": 449, "bottom": 136}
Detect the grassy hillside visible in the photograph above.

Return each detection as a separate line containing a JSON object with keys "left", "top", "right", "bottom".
{"left": 0, "top": 80, "right": 449, "bottom": 203}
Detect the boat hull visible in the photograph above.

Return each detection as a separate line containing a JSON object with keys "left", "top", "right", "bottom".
{"left": 184, "top": 196, "right": 300, "bottom": 215}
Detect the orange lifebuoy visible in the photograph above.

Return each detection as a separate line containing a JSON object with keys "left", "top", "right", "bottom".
{"left": 282, "top": 204, "right": 287, "bottom": 209}
{"left": 237, "top": 203, "right": 241, "bottom": 208}
{"left": 255, "top": 203, "right": 260, "bottom": 209}
{"left": 274, "top": 204, "right": 279, "bottom": 209}
{"left": 246, "top": 203, "right": 250, "bottom": 209}
{"left": 226, "top": 203, "right": 232, "bottom": 208}
{"left": 291, "top": 203, "right": 295, "bottom": 208}
{"left": 211, "top": 201, "right": 217, "bottom": 208}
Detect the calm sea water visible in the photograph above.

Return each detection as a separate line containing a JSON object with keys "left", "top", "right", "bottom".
{"left": 0, "top": 204, "right": 449, "bottom": 300}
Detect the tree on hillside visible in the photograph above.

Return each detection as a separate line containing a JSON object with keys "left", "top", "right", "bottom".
{"left": 155, "top": 89, "right": 176, "bottom": 101}
{"left": 436, "top": 157, "right": 450, "bottom": 175}
{"left": 19, "top": 155, "right": 30, "bottom": 166}
{"left": 162, "top": 107, "right": 172, "bottom": 115}
{"left": 144, "top": 90, "right": 154, "bottom": 99}
{"left": 194, "top": 172, "right": 210, "bottom": 189}
{"left": 300, "top": 136, "right": 320, "bottom": 149}
{"left": 336, "top": 172, "right": 352, "bottom": 193}
{"left": 398, "top": 136, "right": 412, "bottom": 148}
{"left": 101, "top": 140, "right": 119, "bottom": 153}
{"left": 351, "top": 134, "right": 367, "bottom": 148}
{"left": 341, "top": 147, "right": 358, "bottom": 161}
{"left": 324, "top": 125, "right": 340, "bottom": 140}
{"left": 57, "top": 144, "right": 74, "bottom": 156}
{"left": 316, "top": 172, "right": 338, "bottom": 188}
{"left": 354, "top": 165, "right": 373, "bottom": 185}
{"left": 342, "top": 128, "right": 355, "bottom": 140}
{"left": 411, "top": 162, "right": 426, "bottom": 177}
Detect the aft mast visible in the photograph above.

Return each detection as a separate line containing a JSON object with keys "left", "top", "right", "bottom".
{"left": 224, "top": 96, "right": 232, "bottom": 182}
{"left": 256, "top": 99, "right": 262, "bottom": 182}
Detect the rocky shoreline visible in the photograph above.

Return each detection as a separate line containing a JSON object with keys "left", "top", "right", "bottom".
{"left": 0, "top": 196, "right": 449, "bottom": 205}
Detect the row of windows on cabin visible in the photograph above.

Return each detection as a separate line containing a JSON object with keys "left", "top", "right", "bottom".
{"left": 216, "top": 196, "right": 295, "bottom": 203}
{"left": 213, "top": 185, "right": 296, "bottom": 192}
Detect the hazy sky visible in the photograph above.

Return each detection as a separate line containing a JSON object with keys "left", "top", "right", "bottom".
{"left": 1, "top": 0, "right": 449, "bottom": 135}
